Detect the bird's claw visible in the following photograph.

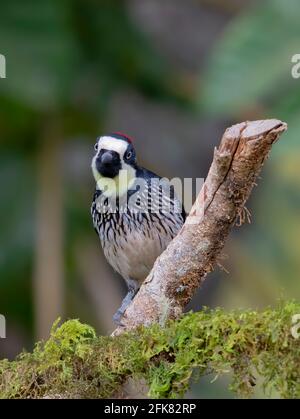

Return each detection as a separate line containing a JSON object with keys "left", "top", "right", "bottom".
{"left": 113, "top": 309, "right": 125, "bottom": 326}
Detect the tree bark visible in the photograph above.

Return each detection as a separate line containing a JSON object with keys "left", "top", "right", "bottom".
{"left": 114, "top": 119, "right": 287, "bottom": 335}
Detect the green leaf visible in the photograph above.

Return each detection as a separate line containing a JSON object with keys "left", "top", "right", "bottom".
{"left": 0, "top": 0, "right": 77, "bottom": 110}
{"left": 200, "top": 0, "right": 300, "bottom": 115}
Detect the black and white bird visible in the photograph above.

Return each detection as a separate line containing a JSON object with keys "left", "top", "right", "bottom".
{"left": 91, "top": 133, "right": 185, "bottom": 324}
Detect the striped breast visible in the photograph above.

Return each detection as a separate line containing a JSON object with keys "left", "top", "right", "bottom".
{"left": 91, "top": 177, "right": 185, "bottom": 282}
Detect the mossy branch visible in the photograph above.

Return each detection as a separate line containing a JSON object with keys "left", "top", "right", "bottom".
{"left": 1, "top": 302, "right": 300, "bottom": 399}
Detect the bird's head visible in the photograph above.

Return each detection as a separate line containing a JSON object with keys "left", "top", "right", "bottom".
{"left": 92, "top": 133, "right": 137, "bottom": 196}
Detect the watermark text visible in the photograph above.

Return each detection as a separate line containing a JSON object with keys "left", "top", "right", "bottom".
{"left": 291, "top": 314, "right": 300, "bottom": 339}
{"left": 0, "top": 54, "right": 6, "bottom": 79}
{"left": 94, "top": 173, "right": 204, "bottom": 224}
{"left": 291, "top": 54, "right": 300, "bottom": 79}
{"left": 0, "top": 314, "right": 6, "bottom": 338}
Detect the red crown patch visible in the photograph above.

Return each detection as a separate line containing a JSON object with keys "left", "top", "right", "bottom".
{"left": 112, "top": 132, "right": 133, "bottom": 143}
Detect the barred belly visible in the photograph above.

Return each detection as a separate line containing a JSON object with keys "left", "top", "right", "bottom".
{"left": 95, "top": 209, "right": 182, "bottom": 284}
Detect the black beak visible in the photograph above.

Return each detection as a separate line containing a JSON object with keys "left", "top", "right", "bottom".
{"left": 101, "top": 152, "right": 113, "bottom": 166}
{"left": 96, "top": 150, "right": 121, "bottom": 178}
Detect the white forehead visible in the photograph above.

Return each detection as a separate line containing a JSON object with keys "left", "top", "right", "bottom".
{"left": 98, "top": 136, "right": 128, "bottom": 156}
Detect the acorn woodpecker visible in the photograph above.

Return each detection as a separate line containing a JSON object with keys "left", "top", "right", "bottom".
{"left": 91, "top": 133, "right": 185, "bottom": 324}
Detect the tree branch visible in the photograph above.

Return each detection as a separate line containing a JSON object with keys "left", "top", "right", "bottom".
{"left": 1, "top": 303, "right": 299, "bottom": 399}
{"left": 114, "top": 119, "right": 287, "bottom": 334}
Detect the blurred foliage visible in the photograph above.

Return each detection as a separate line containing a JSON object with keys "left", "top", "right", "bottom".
{"left": 0, "top": 2, "right": 299, "bottom": 400}
{"left": 0, "top": 155, "right": 34, "bottom": 330}
{"left": 200, "top": 0, "right": 300, "bottom": 306}
{"left": 0, "top": 0, "right": 181, "bottom": 142}
{"left": 201, "top": 0, "right": 300, "bottom": 120}
{"left": 0, "top": 0, "right": 184, "bottom": 339}
{"left": 1, "top": 302, "right": 299, "bottom": 399}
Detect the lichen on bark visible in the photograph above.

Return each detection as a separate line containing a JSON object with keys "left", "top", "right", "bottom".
{"left": 0, "top": 301, "right": 299, "bottom": 399}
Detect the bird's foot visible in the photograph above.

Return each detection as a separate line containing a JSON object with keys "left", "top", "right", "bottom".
{"left": 113, "top": 309, "right": 126, "bottom": 326}
{"left": 113, "top": 283, "right": 139, "bottom": 325}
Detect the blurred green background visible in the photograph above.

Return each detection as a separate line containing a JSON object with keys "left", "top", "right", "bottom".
{"left": 0, "top": 0, "right": 299, "bottom": 398}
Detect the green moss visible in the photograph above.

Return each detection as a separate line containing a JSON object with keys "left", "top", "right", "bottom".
{"left": 0, "top": 301, "right": 300, "bottom": 399}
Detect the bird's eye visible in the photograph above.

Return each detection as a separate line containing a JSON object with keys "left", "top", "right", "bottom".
{"left": 94, "top": 143, "right": 99, "bottom": 152}
{"left": 125, "top": 151, "right": 133, "bottom": 160}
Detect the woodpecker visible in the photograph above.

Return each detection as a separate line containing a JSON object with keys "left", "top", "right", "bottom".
{"left": 91, "top": 133, "right": 185, "bottom": 324}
